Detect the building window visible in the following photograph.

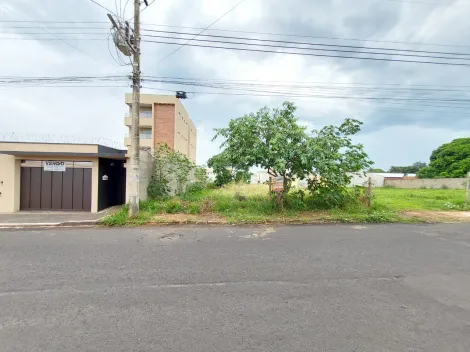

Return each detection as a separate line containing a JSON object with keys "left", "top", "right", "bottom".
{"left": 140, "top": 110, "right": 152, "bottom": 118}
{"left": 140, "top": 129, "right": 152, "bottom": 139}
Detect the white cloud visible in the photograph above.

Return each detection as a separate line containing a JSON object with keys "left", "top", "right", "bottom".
{"left": 0, "top": 0, "right": 469, "bottom": 170}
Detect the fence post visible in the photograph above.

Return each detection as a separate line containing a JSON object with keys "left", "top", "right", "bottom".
{"left": 365, "top": 177, "right": 372, "bottom": 208}
{"left": 466, "top": 172, "right": 470, "bottom": 203}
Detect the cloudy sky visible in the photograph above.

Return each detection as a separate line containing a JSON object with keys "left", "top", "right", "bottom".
{"left": 0, "top": 0, "right": 469, "bottom": 170}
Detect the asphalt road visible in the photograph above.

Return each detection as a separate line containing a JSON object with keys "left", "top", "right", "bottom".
{"left": 1, "top": 224, "right": 470, "bottom": 352}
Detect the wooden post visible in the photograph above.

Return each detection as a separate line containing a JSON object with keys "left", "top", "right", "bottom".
{"left": 366, "top": 177, "right": 372, "bottom": 208}
{"left": 466, "top": 172, "right": 470, "bottom": 203}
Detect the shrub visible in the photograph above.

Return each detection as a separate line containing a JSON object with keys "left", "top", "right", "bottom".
{"left": 441, "top": 184, "right": 449, "bottom": 190}
{"left": 364, "top": 210, "right": 397, "bottom": 223}
{"left": 187, "top": 204, "right": 201, "bottom": 214}
{"left": 285, "top": 190, "right": 307, "bottom": 210}
{"left": 185, "top": 182, "right": 206, "bottom": 194}
{"left": 199, "top": 199, "right": 215, "bottom": 213}
{"left": 206, "top": 182, "right": 218, "bottom": 189}
{"left": 165, "top": 201, "right": 186, "bottom": 213}
{"left": 147, "top": 177, "right": 170, "bottom": 200}
{"left": 234, "top": 192, "right": 248, "bottom": 201}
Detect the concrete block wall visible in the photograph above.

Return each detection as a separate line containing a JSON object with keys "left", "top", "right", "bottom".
{"left": 384, "top": 178, "right": 468, "bottom": 189}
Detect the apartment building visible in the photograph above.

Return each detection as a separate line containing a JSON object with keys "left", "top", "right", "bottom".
{"left": 124, "top": 94, "right": 197, "bottom": 162}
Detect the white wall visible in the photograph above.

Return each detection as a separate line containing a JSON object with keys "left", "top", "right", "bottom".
{"left": 250, "top": 171, "right": 270, "bottom": 184}
{"left": 385, "top": 178, "right": 468, "bottom": 189}
{"left": 348, "top": 173, "right": 387, "bottom": 187}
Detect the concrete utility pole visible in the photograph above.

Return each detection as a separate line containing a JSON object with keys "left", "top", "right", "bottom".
{"left": 128, "top": 0, "right": 141, "bottom": 217}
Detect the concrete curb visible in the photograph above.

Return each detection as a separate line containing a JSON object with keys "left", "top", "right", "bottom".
{"left": 0, "top": 219, "right": 101, "bottom": 229}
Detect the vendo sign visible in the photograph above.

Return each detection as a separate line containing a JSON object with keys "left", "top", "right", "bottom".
{"left": 43, "top": 161, "right": 66, "bottom": 172}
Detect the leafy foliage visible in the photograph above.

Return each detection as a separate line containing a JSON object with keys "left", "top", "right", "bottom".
{"left": 185, "top": 182, "right": 206, "bottom": 194}
{"left": 147, "top": 144, "right": 197, "bottom": 199}
{"left": 389, "top": 162, "right": 426, "bottom": 174}
{"left": 213, "top": 101, "right": 372, "bottom": 206}
{"left": 147, "top": 180, "right": 170, "bottom": 200}
{"left": 214, "top": 101, "right": 309, "bottom": 193}
{"left": 368, "top": 168, "right": 386, "bottom": 173}
{"left": 305, "top": 118, "right": 372, "bottom": 207}
{"left": 207, "top": 150, "right": 251, "bottom": 187}
{"left": 417, "top": 138, "right": 470, "bottom": 178}
{"left": 194, "top": 166, "right": 209, "bottom": 185}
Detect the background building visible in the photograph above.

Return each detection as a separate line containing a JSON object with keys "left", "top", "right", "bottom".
{"left": 0, "top": 142, "right": 126, "bottom": 213}
{"left": 124, "top": 94, "right": 197, "bottom": 162}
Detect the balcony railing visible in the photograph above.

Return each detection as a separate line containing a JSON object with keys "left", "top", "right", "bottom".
{"left": 125, "top": 111, "right": 152, "bottom": 118}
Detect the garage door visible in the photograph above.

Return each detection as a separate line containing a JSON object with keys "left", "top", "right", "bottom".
{"left": 20, "top": 161, "right": 92, "bottom": 211}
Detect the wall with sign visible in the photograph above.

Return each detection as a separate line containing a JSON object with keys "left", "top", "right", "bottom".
{"left": 0, "top": 154, "right": 21, "bottom": 213}
{"left": 43, "top": 161, "right": 66, "bottom": 172}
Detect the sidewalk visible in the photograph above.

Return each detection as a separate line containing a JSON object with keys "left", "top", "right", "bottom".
{"left": 0, "top": 207, "right": 119, "bottom": 228}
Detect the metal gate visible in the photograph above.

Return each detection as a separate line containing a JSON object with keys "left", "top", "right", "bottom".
{"left": 20, "top": 161, "right": 92, "bottom": 211}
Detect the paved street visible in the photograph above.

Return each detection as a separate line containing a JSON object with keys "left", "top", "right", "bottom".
{"left": 1, "top": 224, "right": 470, "bottom": 352}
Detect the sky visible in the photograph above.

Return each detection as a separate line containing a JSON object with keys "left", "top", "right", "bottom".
{"left": 0, "top": 0, "right": 469, "bottom": 170}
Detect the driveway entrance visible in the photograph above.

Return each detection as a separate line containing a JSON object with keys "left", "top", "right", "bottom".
{"left": 20, "top": 161, "right": 92, "bottom": 211}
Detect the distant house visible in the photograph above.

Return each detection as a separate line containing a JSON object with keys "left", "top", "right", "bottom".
{"left": 205, "top": 167, "right": 216, "bottom": 182}
{"left": 348, "top": 173, "right": 416, "bottom": 187}
{"left": 250, "top": 170, "right": 270, "bottom": 184}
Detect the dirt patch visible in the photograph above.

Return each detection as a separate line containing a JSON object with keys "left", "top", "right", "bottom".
{"left": 150, "top": 213, "right": 227, "bottom": 224}
{"left": 403, "top": 211, "right": 470, "bottom": 223}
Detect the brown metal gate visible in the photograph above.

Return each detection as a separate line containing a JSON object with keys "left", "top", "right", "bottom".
{"left": 20, "top": 161, "right": 92, "bottom": 211}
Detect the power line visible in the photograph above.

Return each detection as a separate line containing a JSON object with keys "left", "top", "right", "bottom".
{"left": 141, "top": 33, "right": 470, "bottom": 61}
{"left": 0, "top": 3, "right": 118, "bottom": 68}
{"left": 140, "top": 23, "right": 470, "bottom": 50}
{"left": 88, "top": 0, "right": 118, "bottom": 16}
{"left": 3, "top": 20, "right": 469, "bottom": 50}
{"left": 9, "top": 30, "right": 469, "bottom": 61}
{"left": 142, "top": 39, "right": 470, "bottom": 67}
{"left": 384, "top": 0, "right": 452, "bottom": 4}
{"left": 141, "top": 29, "right": 470, "bottom": 57}
{"left": 154, "top": 0, "right": 249, "bottom": 65}
{"left": 127, "top": 0, "right": 157, "bottom": 21}
{"left": 142, "top": 74, "right": 470, "bottom": 89}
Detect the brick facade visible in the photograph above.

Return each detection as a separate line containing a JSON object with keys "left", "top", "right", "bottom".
{"left": 153, "top": 103, "right": 175, "bottom": 149}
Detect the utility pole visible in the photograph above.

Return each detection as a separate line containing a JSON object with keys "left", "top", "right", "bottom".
{"left": 107, "top": 1, "right": 148, "bottom": 216}
{"left": 128, "top": 0, "right": 141, "bottom": 217}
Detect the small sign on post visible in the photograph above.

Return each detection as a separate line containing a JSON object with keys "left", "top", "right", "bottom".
{"left": 271, "top": 176, "right": 284, "bottom": 192}
{"left": 43, "top": 161, "right": 66, "bottom": 172}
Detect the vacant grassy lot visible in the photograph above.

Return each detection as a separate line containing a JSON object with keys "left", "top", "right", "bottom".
{"left": 374, "top": 188, "right": 468, "bottom": 211}
{"left": 103, "top": 184, "right": 470, "bottom": 226}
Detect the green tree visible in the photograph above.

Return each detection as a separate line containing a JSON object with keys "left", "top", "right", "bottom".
{"left": 214, "top": 101, "right": 371, "bottom": 206}
{"left": 207, "top": 151, "right": 250, "bottom": 187}
{"left": 417, "top": 138, "right": 470, "bottom": 178}
{"left": 389, "top": 162, "right": 426, "bottom": 174}
{"left": 147, "top": 144, "right": 194, "bottom": 198}
{"left": 214, "top": 101, "right": 309, "bottom": 193}
{"left": 305, "top": 118, "right": 372, "bottom": 207}
{"left": 368, "top": 168, "right": 386, "bottom": 173}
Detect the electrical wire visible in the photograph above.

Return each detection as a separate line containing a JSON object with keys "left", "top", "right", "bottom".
{"left": 142, "top": 39, "right": 470, "bottom": 67}
{"left": 127, "top": 0, "right": 157, "bottom": 21}
{"left": 88, "top": 0, "right": 119, "bottom": 16}
{"left": 140, "top": 34, "right": 470, "bottom": 61}
{"left": 9, "top": 29, "right": 470, "bottom": 61}
{"left": 384, "top": 0, "right": 452, "bottom": 4}
{"left": 154, "top": 0, "right": 249, "bottom": 65}
{"left": 3, "top": 21, "right": 470, "bottom": 50}
{"left": 0, "top": 3, "right": 118, "bottom": 68}
{"left": 141, "top": 29, "right": 470, "bottom": 57}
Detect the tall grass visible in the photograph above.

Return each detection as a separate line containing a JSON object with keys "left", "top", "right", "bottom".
{"left": 101, "top": 184, "right": 469, "bottom": 225}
